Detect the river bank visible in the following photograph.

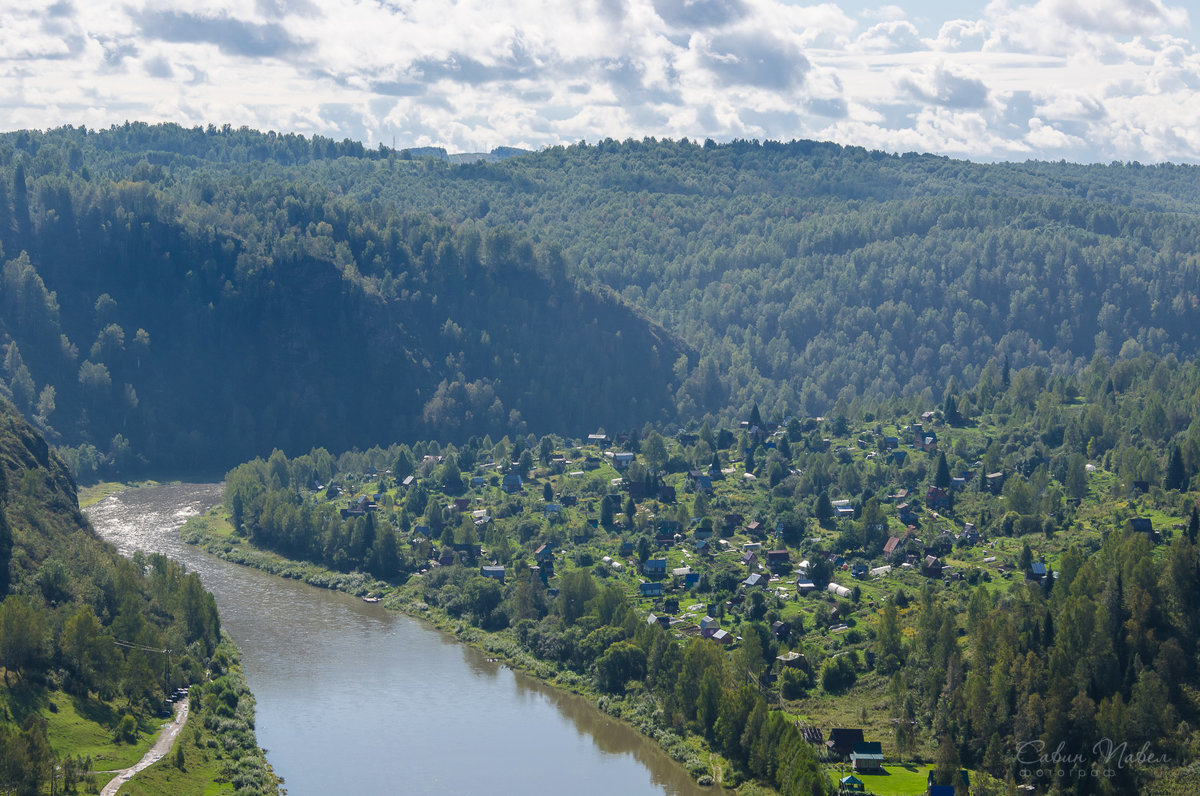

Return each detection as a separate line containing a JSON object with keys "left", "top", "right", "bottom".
{"left": 87, "top": 482, "right": 713, "bottom": 796}
{"left": 176, "top": 506, "right": 738, "bottom": 792}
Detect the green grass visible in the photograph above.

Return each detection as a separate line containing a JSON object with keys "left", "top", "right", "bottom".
{"left": 850, "top": 763, "right": 934, "bottom": 795}
{"left": 44, "top": 691, "right": 162, "bottom": 772}
{"left": 77, "top": 480, "right": 160, "bottom": 508}
{"left": 0, "top": 683, "right": 160, "bottom": 773}
{"left": 115, "top": 729, "right": 235, "bottom": 796}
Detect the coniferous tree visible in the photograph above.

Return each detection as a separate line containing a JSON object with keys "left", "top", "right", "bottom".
{"left": 1164, "top": 444, "right": 1188, "bottom": 491}
{"left": 934, "top": 452, "right": 951, "bottom": 489}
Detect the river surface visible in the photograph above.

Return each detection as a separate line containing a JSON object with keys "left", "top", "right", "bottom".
{"left": 85, "top": 483, "right": 708, "bottom": 796}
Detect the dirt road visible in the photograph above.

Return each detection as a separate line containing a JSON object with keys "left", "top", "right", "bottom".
{"left": 100, "top": 698, "right": 189, "bottom": 796}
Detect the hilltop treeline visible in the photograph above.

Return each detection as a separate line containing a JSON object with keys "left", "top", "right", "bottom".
{"left": 4, "top": 124, "right": 1200, "bottom": 479}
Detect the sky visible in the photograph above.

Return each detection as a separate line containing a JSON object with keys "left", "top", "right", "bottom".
{"left": 4, "top": 0, "right": 1199, "bottom": 163}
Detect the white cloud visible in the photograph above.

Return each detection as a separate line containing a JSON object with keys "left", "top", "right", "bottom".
{"left": 0, "top": 0, "right": 1198, "bottom": 164}
{"left": 854, "top": 20, "right": 924, "bottom": 53}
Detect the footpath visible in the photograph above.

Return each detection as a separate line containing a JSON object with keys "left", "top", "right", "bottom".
{"left": 99, "top": 698, "right": 189, "bottom": 796}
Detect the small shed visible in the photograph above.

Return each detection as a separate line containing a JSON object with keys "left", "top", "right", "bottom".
{"left": 850, "top": 741, "right": 884, "bottom": 772}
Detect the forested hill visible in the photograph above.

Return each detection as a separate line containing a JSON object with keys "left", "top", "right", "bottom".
{"left": 3, "top": 124, "right": 1200, "bottom": 478}
{"left": 316, "top": 137, "right": 1200, "bottom": 420}
{"left": 0, "top": 127, "right": 687, "bottom": 478}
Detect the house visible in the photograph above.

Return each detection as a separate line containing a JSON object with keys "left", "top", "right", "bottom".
{"left": 897, "top": 503, "right": 918, "bottom": 524}
{"left": 639, "top": 581, "right": 663, "bottom": 597}
{"left": 850, "top": 562, "right": 869, "bottom": 579}
{"left": 453, "top": 542, "right": 481, "bottom": 560}
{"left": 502, "top": 473, "right": 523, "bottom": 493}
{"left": 925, "top": 487, "right": 949, "bottom": 509}
{"left": 655, "top": 534, "right": 677, "bottom": 548}
{"left": 693, "top": 526, "right": 714, "bottom": 540}
{"left": 647, "top": 613, "right": 671, "bottom": 629}
{"left": 1026, "top": 562, "right": 1048, "bottom": 582}
{"left": 796, "top": 578, "right": 816, "bottom": 594}
{"left": 920, "top": 433, "right": 938, "bottom": 453}
{"left": 608, "top": 451, "right": 636, "bottom": 469}
{"left": 587, "top": 432, "right": 610, "bottom": 447}
{"left": 470, "top": 476, "right": 485, "bottom": 488}
{"left": 850, "top": 741, "right": 884, "bottom": 772}
{"left": 743, "top": 573, "right": 766, "bottom": 588}
{"left": 950, "top": 476, "right": 967, "bottom": 492}
{"left": 1128, "top": 517, "right": 1160, "bottom": 541}
{"left": 658, "top": 484, "right": 677, "bottom": 502}
{"left": 480, "top": 565, "right": 505, "bottom": 582}
{"left": 928, "top": 769, "right": 970, "bottom": 795}
{"left": 826, "top": 728, "right": 865, "bottom": 758}
{"left": 746, "top": 520, "right": 764, "bottom": 535}
{"left": 689, "top": 472, "right": 714, "bottom": 493}
{"left": 643, "top": 558, "right": 668, "bottom": 577}
{"left": 771, "top": 620, "right": 790, "bottom": 641}
{"left": 883, "top": 536, "right": 902, "bottom": 556}
{"left": 986, "top": 472, "right": 1005, "bottom": 494}
{"left": 890, "top": 450, "right": 908, "bottom": 465}
{"left": 923, "top": 555, "right": 943, "bottom": 578}
{"left": 766, "top": 549, "right": 790, "bottom": 567}
{"left": 835, "top": 505, "right": 855, "bottom": 520}
{"left": 882, "top": 435, "right": 899, "bottom": 449}
{"left": 710, "top": 629, "right": 733, "bottom": 644}
{"left": 741, "top": 551, "right": 757, "bottom": 567}
{"left": 700, "top": 615, "right": 719, "bottom": 637}
{"left": 534, "top": 543, "right": 554, "bottom": 565}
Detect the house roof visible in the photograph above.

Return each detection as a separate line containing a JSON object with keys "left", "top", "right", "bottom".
{"left": 827, "top": 728, "right": 865, "bottom": 748}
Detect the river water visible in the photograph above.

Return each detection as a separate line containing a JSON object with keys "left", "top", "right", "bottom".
{"left": 85, "top": 483, "right": 707, "bottom": 796}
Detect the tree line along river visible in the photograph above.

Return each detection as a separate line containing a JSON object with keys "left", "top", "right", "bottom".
{"left": 85, "top": 483, "right": 708, "bottom": 796}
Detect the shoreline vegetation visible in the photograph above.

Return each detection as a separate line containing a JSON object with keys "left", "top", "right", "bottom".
{"left": 109, "top": 636, "right": 279, "bottom": 796}
{"left": 73, "top": 483, "right": 281, "bottom": 796}
{"left": 175, "top": 506, "right": 742, "bottom": 791}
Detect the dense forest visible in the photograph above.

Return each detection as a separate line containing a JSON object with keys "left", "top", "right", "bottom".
{"left": 0, "top": 396, "right": 277, "bottom": 795}
{"left": 210, "top": 350, "right": 1200, "bottom": 794}
{"left": 0, "top": 125, "right": 686, "bottom": 478}
{"left": 2, "top": 124, "right": 1200, "bottom": 480}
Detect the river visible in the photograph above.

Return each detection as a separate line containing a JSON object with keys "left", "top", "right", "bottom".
{"left": 85, "top": 483, "right": 709, "bottom": 796}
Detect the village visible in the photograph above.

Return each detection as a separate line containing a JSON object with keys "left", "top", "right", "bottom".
{"left": 284, "top": 401, "right": 1180, "bottom": 795}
